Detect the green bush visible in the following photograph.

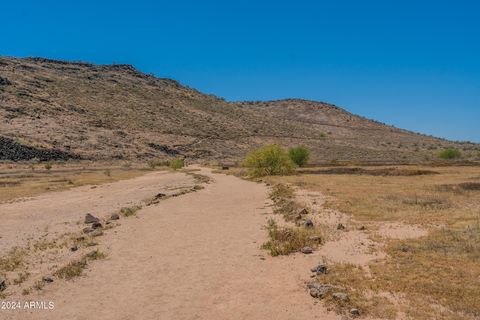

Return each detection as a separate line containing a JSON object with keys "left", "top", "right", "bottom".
{"left": 438, "top": 148, "right": 462, "bottom": 160}
{"left": 242, "top": 144, "right": 295, "bottom": 177}
{"left": 288, "top": 146, "right": 310, "bottom": 167}
{"left": 169, "top": 158, "right": 184, "bottom": 170}
{"left": 148, "top": 159, "right": 170, "bottom": 169}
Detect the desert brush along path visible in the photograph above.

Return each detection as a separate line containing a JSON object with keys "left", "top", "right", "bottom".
{"left": 0, "top": 167, "right": 350, "bottom": 320}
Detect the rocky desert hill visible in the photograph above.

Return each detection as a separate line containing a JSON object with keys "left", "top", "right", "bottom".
{"left": 0, "top": 56, "right": 478, "bottom": 163}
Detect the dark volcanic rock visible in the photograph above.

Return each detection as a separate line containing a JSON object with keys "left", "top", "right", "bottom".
{"left": 83, "top": 227, "right": 94, "bottom": 234}
{"left": 91, "top": 222, "right": 103, "bottom": 229}
{"left": 350, "top": 308, "right": 360, "bottom": 316}
{"left": 109, "top": 213, "right": 120, "bottom": 220}
{"left": 304, "top": 219, "right": 314, "bottom": 228}
{"left": 0, "top": 136, "right": 80, "bottom": 161}
{"left": 307, "top": 282, "right": 332, "bottom": 299}
{"left": 311, "top": 264, "right": 328, "bottom": 274}
{"left": 332, "top": 292, "right": 350, "bottom": 302}
{"left": 147, "top": 143, "right": 179, "bottom": 156}
{"left": 301, "top": 246, "right": 313, "bottom": 254}
{"left": 0, "top": 77, "right": 12, "bottom": 86}
{"left": 0, "top": 278, "right": 6, "bottom": 291}
{"left": 84, "top": 213, "right": 99, "bottom": 224}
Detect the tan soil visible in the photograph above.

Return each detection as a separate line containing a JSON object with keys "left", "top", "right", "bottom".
{"left": 0, "top": 170, "right": 195, "bottom": 253}
{"left": 376, "top": 222, "right": 428, "bottom": 239}
{"left": 2, "top": 168, "right": 342, "bottom": 320}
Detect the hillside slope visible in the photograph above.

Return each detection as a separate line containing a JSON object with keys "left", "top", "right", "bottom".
{"left": 0, "top": 57, "right": 477, "bottom": 163}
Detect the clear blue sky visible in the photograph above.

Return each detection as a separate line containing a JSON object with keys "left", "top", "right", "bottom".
{"left": 2, "top": 0, "right": 479, "bottom": 142}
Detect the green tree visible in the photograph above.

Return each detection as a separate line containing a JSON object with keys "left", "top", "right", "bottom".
{"left": 288, "top": 146, "right": 310, "bottom": 167}
{"left": 438, "top": 148, "right": 461, "bottom": 160}
{"left": 169, "top": 158, "right": 184, "bottom": 170}
{"left": 243, "top": 144, "right": 295, "bottom": 177}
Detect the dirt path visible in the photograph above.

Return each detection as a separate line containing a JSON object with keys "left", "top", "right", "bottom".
{"left": 3, "top": 168, "right": 339, "bottom": 320}
{"left": 0, "top": 170, "right": 195, "bottom": 253}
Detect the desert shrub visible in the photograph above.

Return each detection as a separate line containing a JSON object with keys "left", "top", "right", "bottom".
{"left": 288, "top": 146, "right": 310, "bottom": 167}
{"left": 44, "top": 163, "right": 52, "bottom": 171}
{"left": 438, "top": 148, "right": 461, "bottom": 160}
{"left": 54, "top": 259, "right": 87, "bottom": 279}
{"left": 119, "top": 205, "right": 141, "bottom": 217}
{"left": 242, "top": 144, "right": 295, "bottom": 177}
{"left": 169, "top": 158, "right": 184, "bottom": 170}
{"left": 148, "top": 159, "right": 170, "bottom": 169}
{"left": 262, "top": 219, "right": 322, "bottom": 256}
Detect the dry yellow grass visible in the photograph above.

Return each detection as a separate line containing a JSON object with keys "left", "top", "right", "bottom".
{"left": 264, "top": 165, "right": 480, "bottom": 320}
{"left": 0, "top": 163, "right": 148, "bottom": 203}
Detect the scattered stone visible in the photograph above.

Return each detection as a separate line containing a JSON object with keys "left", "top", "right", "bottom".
{"left": 91, "top": 222, "right": 103, "bottom": 229}
{"left": 86, "top": 242, "right": 98, "bottom": 247}
{"left": 154, "top": 193, "right": 166, "bottom": 199}
{"left": 85, "top": 251, "right": 98, "bottom": 259}
{"left": 337, "top": 223, "right": 345, "bottom": 230}
{"left": 83, "top": 227, "right": 94, "bottom": 234}
{"left": 304, "top": 219, "right": 314, "bottom": 228}
{"left": 301, "top": 246, "right": 313, "bottom": 254}
{"left": 350, "top": 308, "right": 360, "bottom": 316}
{"left": 0, "top": 77, "right": 12, "bottom": 86}
{"left": 297, "top": 208, "right": 308, "bottom": 216}
{"left": 70, "top": 245, "right": 78, "bottom": 252}
{"left": 357, "top": 225, "right": 366, "bottom": 231}
{"left": 332, "top": 292, "right": 350, "bottom": 302}
{"left": 0, "top": 278, "right": 6, "bottom": 291}
{"left": 84, "top": 213, "right": 99, "bottom": 224}
{"left": 309, "top": 288, "right": 321, "bottom": 298}
{"left": 109, "top": 213, "right": 120, "bottom": 220}
{"left": 90, "top": 229, "right": 103, "bottom": 237}
{"left": 42, "top": 276, "right": 54, "bottom": 283}
{"left": 307, "top": 282, "right": 332, "bottom": 299}
{"left": 221, "top": 165, "right": 229, "bottom": 170}
{"left": 311, "top": 264, "right": 327, "bottom": 274}
{"left": 76, "top": 236, "right": 85, "bottom": 241}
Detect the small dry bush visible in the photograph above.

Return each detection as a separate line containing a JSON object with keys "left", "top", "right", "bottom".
{"left": 262, "top": 219, "right": 322, "bottom": 256}
{"left": 269, "top": 184, "right": 300, "bottom": 221}
{"left": 119, "top": 205, "right": 141, "bottom": 217}
{"left": 0, "top": 248, "right": 27, "bottom": 272}
{"left": 54, "top": 259, "right": 87, "bottom": 280}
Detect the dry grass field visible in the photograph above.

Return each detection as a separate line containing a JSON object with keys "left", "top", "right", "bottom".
{"left": 0, "top": 162, "right": 150, "bottom": 203}
{"left": 261, "top": 165, "right": 480, "bottom": 319}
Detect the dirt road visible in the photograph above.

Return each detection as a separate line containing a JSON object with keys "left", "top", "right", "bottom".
{"left": 2, "top": 168, "right": 338, "bottom": 320}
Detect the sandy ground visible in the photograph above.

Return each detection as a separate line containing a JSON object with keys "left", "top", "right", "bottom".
{"left": 2, "top": 168, "right": 342, "bottom": 320}
{"left": 0, "top": 170, "right": 195, "bottom": 253}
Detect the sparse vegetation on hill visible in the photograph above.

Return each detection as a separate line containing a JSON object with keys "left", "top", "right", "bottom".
{"left": 1, "top": 56, "right": 477, "bottom": 163}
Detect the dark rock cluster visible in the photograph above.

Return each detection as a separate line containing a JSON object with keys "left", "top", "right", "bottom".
{"left": 0, "top": 136, "right": 80, "bottom": 161}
